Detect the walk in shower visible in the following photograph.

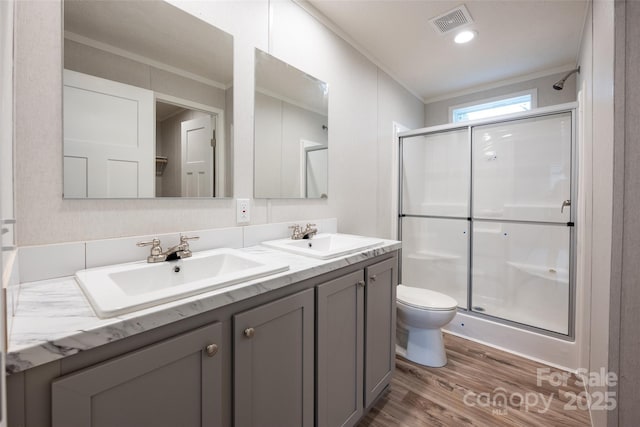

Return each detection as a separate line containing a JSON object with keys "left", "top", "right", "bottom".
{"left": 399, "top": 104, "right": 575, "bottom": 338}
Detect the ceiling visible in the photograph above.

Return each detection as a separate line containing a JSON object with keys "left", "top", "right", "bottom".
{"left": 64, "top": 0, "right": 234, "bottom": 86}
{"left": 305, "top": 0, "right": 589, "bottom": 102}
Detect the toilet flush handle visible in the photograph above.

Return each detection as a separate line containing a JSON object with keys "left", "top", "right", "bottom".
{"left": 561, "top": 199, "right": 571, "bottom": 213}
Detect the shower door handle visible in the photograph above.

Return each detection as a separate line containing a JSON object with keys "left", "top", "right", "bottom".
{"left": 561, "top": 200, "right": 571, "bottom": 213}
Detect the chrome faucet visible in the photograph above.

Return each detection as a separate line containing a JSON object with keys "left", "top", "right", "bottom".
{"left": 289, "top": 223, "right": 318, "bottom": 240}
{"left": 137, "top": 235, "right": 200, "bottom": 263}
{"left": 301, "top": 223, "right": 318, "bottom": 239}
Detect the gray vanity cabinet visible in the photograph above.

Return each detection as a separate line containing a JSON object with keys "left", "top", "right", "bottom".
{"left": 9, "top": 251, "right": 398, "bottom": 427}
{"left": 233, "top": 288, "right": 315, "bottom": 427}
{"left": 316, "top": 257, "right": 397, "bottom": 427}
{"left": 364, "top": 257, "right": 397, "bottom": 407}
{"left": 51, "top": 321, "right": 223, "bottom": 427}
{"left": 316, "top": 270, "right": 365, "bottom": 427}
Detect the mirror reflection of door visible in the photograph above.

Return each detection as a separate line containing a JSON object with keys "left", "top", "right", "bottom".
{"left": 63, "top": 70, "right": 154, "bottom": 198}
{"left": 181, "top": 116, "right": 214, "bottom": 197}
{"left": 155, "top": 100, "right": 220, "bottom": 198}
{"left": 304, "top": 146, "right": 328, "bottom": 198}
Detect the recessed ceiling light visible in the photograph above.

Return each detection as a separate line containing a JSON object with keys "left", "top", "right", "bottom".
{"left": 454, "top": 30, "right": 476, "bottom": 44}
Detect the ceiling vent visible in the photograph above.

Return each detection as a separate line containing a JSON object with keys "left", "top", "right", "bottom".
{"left": 429, "top": 5, "right": 474, "bottom": 35}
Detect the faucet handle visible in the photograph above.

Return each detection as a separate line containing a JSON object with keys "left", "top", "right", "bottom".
{"left": 137, "top": 238, "right": 162, "bottom": 255}
{"left": 178, "top": 235, "right": 199, "bottom": 258}
{"left": 137, "top": 238, "right": 165, "bottom": 262}
{"left": 302, "top": 223, "right": 318, "bottom": 239}
{"left": 180, "top": 235, "right": 200, "bottom": 244}
{"left": 289, "top": 224, "right": 302, "bottom": 239}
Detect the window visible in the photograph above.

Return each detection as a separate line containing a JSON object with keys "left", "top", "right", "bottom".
{"left": 450, "top": 90, "right": 537, "bottom": 123}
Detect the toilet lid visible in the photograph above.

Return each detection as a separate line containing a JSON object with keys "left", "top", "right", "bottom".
{"left": 397, "top": 285, "right": 458, "bottom": 311}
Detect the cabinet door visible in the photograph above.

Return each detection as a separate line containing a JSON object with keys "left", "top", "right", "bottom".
{"left": 364, "top": 257, "right": 398, "bottom": 407}
{"left": 52, "top": 322, "right": 223, "bottom": 427}
{"left": 234, "top": 289, "right": 314, "bottom": 427}
{"left": 317, "top": 270, "right": 364, "bottom": 427}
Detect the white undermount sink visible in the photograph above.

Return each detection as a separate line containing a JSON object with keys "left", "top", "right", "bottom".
{"left": 75, "top": 248, "right": 289, "bottom": 318}
{"left": 262, "top": 233, "right": 383, "bottom": 260}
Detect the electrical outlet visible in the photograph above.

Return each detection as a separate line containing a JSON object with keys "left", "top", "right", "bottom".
{"left": 236, "top": 198, "right": 250, "bottom": 224}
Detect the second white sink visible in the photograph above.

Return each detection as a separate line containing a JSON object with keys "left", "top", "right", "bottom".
{"left": 262, "top": 233, "right": 383, "bottom": 259}
{"left": 75, "top": 248, "right": 289, "bottom": 318}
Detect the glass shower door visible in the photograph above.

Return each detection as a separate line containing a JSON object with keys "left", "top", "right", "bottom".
{"left": 471, "top": 112, "right": 573, "bottom": 334}
{"left": 401, "top": 129, "right": 469, "bottom": 308}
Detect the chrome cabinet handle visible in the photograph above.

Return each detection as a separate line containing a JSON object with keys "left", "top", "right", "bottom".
{"left": 369, "top": 275, "right": 377, "bottom": 282}
{"left": 244, "top": 327, "right": 255, "bottom": 338}
{"left": 357, "top": 280, "right": 365, "bottom": 288}
{"left": 205, "top": 343, "right": 219, "bottom": 357}
{"left": 561, "top": 200, "right": 571, "bottom": 213}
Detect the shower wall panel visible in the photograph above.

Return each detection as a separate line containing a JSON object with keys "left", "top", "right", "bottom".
{"left": 401, "top": 217, "right": 468, "bottom": 308}
{"left": 472, "top": 113, "right": 572, "bottom": 223}
{"left": 401, "top": 129, "right": 469, "bottom": 217}
{"left": 472, "top": 221, "right": 570, "bottom": 334}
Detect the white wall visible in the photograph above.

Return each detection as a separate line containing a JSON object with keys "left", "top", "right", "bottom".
{"left": 254, "top": 91, "right": 328, "bottom": 198}
{"left": 14, "top": 0, "right": 424, "bottom": 245}
{"left": 577, "top": 0, "right": 615, "bottom": 426}
{"left": 1, "top": 1, "right": 14, "bottom": 422}
{"left": 376, "top": 71, "right": 425, "bottom": 238}
{"left": 575, "top": 0, "right": 594, "bottom": 383}
{"left": 1, "top": 0, "right": 15, "bottom": 258}
{"left": 424, "top": 71, "right": 578, "bottom": 127}
{"left": 254, "top": 92, "right": 283, "bottom": 198}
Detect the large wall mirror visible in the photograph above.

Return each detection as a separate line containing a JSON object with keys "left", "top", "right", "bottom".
{"left": 254, "top": 49, "right": 328, "bottom": 199}
{"left": 63, "top": 0, "right": 233, "bottom": 198}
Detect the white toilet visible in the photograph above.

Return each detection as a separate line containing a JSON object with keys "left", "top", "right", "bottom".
{"left": 396, "top": 284, "right": 458, "bottom": 367}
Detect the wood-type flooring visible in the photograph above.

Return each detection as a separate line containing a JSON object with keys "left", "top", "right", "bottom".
{"left": 358, "top": 333, "right": 591, "bottom": 427}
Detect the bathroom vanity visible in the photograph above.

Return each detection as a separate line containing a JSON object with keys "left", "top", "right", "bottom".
{"left": 5, "top": 239, "right": 399, "bottom": 427}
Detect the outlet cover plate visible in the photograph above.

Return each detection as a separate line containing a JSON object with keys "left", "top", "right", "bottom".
{"left": 236, "top": 198, "right": 250, "bottom": 224}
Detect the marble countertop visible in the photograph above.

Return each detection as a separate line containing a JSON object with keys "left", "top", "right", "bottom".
{"left": 6, "top": 240, "right": 401, "bottom": 374}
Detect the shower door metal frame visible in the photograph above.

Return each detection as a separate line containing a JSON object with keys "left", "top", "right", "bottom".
{"left": 398, "top": 102, "right": 578, "bottom": 340}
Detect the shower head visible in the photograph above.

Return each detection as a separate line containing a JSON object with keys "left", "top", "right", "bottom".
{"left": 553, "top": 80, "right": 567, "bottom": 91}
{"left": 553, "top": 67, "right": 580, "bottom": 90}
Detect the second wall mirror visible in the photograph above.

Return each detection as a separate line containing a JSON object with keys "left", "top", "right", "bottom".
{"left": 254, "top": 49, "right": 328, "bottom": 199}
{"left": 63, "top": 0, "right": 233, "bottom": 198}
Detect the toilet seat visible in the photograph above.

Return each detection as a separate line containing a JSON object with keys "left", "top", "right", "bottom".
{"left": 397, "top": 285, "right": 458, "bottom": 311}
